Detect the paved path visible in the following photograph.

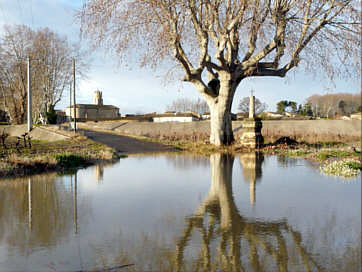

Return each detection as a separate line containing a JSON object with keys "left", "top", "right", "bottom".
{"left": 81, "top": 129, "right": 177, "bottom": 154}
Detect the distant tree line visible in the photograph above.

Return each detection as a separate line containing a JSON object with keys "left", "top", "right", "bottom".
{"left": 275, "top": 92, "right": 361, "bottom": 117}
{"left": 305, "top": 93, "right": 361, "bottom": 117}
{"left": 166, "top": 98, "right": 209, "bottom": 114}
{"left": 0, "top": 25, "right": 87, "bottom": 124}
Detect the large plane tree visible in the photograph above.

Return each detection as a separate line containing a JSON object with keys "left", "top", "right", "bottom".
{"left": 80, "top": 0, "right": 360, "bottom": 146}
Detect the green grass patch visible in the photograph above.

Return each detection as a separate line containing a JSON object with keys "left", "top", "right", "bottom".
{"left": 345, "top": 160, "right": 362, "bottom": 170}
{"left": 285, "top": 150, "right": 312, "bottom": 157}
{"left": 316, "top": 150, "right": 351, "bottom": 161}
{"left": 54, "top": 153, "right": 89, "bottom": 168}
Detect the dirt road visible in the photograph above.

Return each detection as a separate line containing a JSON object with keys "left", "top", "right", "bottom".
{"left": 81, "top": 129, "right": 177, "bottom": 154}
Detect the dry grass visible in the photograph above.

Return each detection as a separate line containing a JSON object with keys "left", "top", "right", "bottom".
{"left": 262, "top": 129, "right": 360, "bottom": 145}
{"left": 0, "top": 136, "right": 119, "bottom": 178}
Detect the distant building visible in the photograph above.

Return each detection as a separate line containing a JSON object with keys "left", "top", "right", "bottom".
{"left": 202, "top": 112, "right": 210, "bottom": 120}
{"left": 153, "top": 111, "right": 200, "bottom": 122}
{"left": 65, "top": 90, "right": 119, "bottom": 121}
{"left": 264, "top": 112, "right": 284, "bottom": 119}
{"left": 350, "top": 112, "right": 361, "bottom": 120}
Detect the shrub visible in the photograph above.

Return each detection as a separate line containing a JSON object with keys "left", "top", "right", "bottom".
{"left": 54, "top": 153, "right": 88, "bottom": 168}
{"left": 320, "top": 159, "right": 361, "bottom": 178}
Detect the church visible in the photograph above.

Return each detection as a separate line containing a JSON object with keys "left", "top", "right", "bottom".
{"left": 65, "top": 90, "right": 120, "bottom": 121}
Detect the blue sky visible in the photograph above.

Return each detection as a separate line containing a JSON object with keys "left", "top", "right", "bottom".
{"left": 0, "top": 0, "right": 359, "bottom": 113}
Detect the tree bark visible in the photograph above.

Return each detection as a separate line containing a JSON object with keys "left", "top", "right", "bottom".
{"left": 208, "top": 75, "right": 236, "bottom": 146}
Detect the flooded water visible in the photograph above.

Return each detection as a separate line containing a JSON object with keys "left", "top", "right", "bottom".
{"left": 0, "top": 153, "right": 360, "bottom": 272}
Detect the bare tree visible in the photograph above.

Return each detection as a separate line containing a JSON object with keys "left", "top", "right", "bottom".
{"left": 0, "top": 25, "right": 87, "bottom": 124}
{"left": 306, "top": 92, "right": 361, "bottom": 117}
{"left": 238, "top": 96, "right": 268, "bottom": 114}
{"left": 80, "top": 0, "right": 360, "bottom": 145}
{"left": 166, "top": 97, "right": 209, "bottom": 114}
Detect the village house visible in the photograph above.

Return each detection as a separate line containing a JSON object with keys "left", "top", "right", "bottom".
{"left": 153, "top": 111, "right": 200, "bottom": 122}
{"left": 350, "top": 112, "right": 361, "bottom": 120}
{"left": 202, "top": 112, "right": 210, "bottom": 120}
{"left": 65, "top": 90, "right": 119, "bottom": 121}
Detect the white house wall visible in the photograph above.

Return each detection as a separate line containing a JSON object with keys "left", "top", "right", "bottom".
{"left": 153, "top": 116, "right": 196, "bottom": 122}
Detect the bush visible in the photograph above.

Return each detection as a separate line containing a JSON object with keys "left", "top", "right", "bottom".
{"left": 54, "top": 153, "right": 88, "bottom": 168}
{"left": 320, "top": 159, "right": 361, "bottom": 178}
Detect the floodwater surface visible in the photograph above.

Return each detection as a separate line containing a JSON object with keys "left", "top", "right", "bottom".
{"left": 0, "top": 153, "right": 360, "bottom": 272}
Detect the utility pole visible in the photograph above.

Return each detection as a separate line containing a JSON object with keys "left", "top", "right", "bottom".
{"left": 27, "top": 57, "right": 32, "bottom": 132}
{"left": 69, "top": 83, "right": 72, "bottom": 129}
{"left": 72, "top": 58, "right": 76, "bottom": 132}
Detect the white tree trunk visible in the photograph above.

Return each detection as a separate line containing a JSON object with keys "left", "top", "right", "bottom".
{"left": 208, "top": 75, "right": 236, "bottom": 146}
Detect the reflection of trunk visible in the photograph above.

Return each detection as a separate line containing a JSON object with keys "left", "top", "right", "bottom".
{"left": 207, "top": 75, "right": 236, "bottom": 146}
{"left": 175, "top": 153, "right": 322, "bottom": 271}
{"left": 209, "top": 154, "right": 238, "bottom": 229}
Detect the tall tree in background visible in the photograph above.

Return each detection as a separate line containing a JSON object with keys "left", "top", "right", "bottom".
{"left": 0, "top": 25, "right": 87, "bottom": 124}
{"left": 166, "top": 97, "right": 209, "bottom": 114}
{"left": 80, "top": 0, "right": 360, "bottom": 146}
{"left": 238, "top": 96, "right": 267, "bottom": 114}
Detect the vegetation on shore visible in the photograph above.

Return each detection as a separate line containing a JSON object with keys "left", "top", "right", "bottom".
{"left": 0, "top": 135, "right": 120, "bottom": 178}
{"left": 134, "top": 133, "right": 361, "bottom": 178}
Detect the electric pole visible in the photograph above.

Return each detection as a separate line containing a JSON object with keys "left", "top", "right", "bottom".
{"left": 27, "top": 57, "right": 32, "bottom": 132}
{"left": 69, "top": 82, "right": 72, "bottom": 129}
{"left": 72, "top": 58, "right": 76, "bottom": 132}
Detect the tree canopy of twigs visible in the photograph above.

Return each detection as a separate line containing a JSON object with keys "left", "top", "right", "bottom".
{"left": 238, "top": 96, "right": 268, "bottom": 114}
{"left": 0, "top": 25, "right": 88, "bottom": 124}
{"left": 79, "top": 0, "right": 360, "bottom": 145}
{"left": 166, "top": 97, "right": 209, "bottom": 114}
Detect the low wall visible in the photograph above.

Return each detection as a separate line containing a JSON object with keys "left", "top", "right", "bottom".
{"left": 2, "top": 125, "right": 70, "bottom": 141}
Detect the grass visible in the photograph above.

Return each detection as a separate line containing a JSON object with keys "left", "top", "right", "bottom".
{"left": 0, "top": 135, "right": 120, "bottom": 178}
{"left": 320, "top": 159, "right": 362, "bottom": 178}
{"left": 54, "top": 153, "right": 89, "bottom": 168}
{"left": 316, "top": 150, "right": 352, "bottom": 161}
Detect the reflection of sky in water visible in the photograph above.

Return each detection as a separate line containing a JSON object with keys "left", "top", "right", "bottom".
{"left": 0, "top": 154, "right": 360, "bottom": 271}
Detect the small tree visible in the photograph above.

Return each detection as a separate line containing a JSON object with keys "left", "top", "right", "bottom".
{"left": 301, "top": 103, "right": 313, "bottom": 116}
{"left": 287, "top": 101, "right": 297, "bottom": 113}
{"left": 277, "top": 101, "right": 288, "bottom": 114}
{"left": 238, "top": 97, "right": 267, "bottom": 115}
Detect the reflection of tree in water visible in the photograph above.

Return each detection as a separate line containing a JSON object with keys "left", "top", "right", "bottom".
{"left": 94, "top": 164, "right": 104, "bottom": 183}
{"left": 0, "top": 173, "right": 88, "bottom": 253}
{"left": 165, "top": 153, "right": 210, "bottom": 170}
{"left": 93, "top": 162, "right": 120, "bottom": 183}
{"left": 240, "top": 152, "right": 264, "bottom": 205}
{"left": 277, "top": 155, "right": 299, "bottom": 167}
{"left": 174, "top": 153, "right": 323, "bottom": 271}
